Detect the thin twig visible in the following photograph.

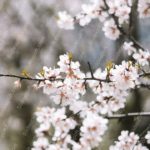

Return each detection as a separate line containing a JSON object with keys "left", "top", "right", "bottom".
{"left": 70, "top": 110, "right": 150, "bottom": 120}
{"left": 0, "top": 74, "right": 64, "bottom": 82}
{"left": 0, "top": 73, "right": 108, "bottom": 83}
{"left": 87, "top": 62, "right": 94, "bottom": 78}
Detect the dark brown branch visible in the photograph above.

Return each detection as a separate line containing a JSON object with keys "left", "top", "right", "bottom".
{"left": 87, "top": 62, "right": 94, "bottom": 78}
{"left": 0, "top": 74, "right": 63, "bottom": 82}
{"left": 0, "top": 73, "right": 108, "bottom": 83}
{"left": 0, "top": 72, "right": 149, "bottom": 83}
{"left": 0, "top": 72, "right": 149, "bottom": 90}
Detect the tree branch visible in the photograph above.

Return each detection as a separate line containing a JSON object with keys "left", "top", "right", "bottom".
{"left": 139, "top": 72, "right": 150, "bottom": 77}
{"left": 103, "top": 0, "right": 146, "bottom": 51}
{"left": 106, "top": 112, "right": 150, "bottom": 119}
{"left": 87, "top": 62, "right": 94, "bottom": 78}
{"left": 140, "top": 84, "right": 150, "bottom": 90}
{"left": 0, "top": 72, "right": 149, "bottom": 83}
{"left": 0, "top": 73, "right": 108, "bottom": 83}
{"left": 0, "top": 74, "right": 62, "bottom": 82}
{"left": 128, "top": 0, "right": 139, "bottom": 36}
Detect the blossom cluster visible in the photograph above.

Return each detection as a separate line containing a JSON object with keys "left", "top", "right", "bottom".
{"left": 123, "top": 42, "right": 150, "bottom": 66}
{"left": 88, "top": 60, "right": 139, "bottom": 115}
{"left": 109, "top": 130, "right": 148, "bottom": 150}
{"left": 35, "top": 54, "right": 85, "bottom": 107}
{"left": 31, "top": 0, "right": 150, "bottom": 149}
{"left": 33, "top": 107, "right": 77, "bottom": 150}
{"left": 32, "top": 106, "right": 108, "bottom": 150}
{"left": 35, "top": 53, "right": 141, "bottom": 115}
{"left": 57, "top": 0, "right": 150, "bottom": 40}
{"left": 32, "top": 51, "right": 149, "bottom": 149}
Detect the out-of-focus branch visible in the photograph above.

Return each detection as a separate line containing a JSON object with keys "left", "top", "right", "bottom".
{"left": 107, "top": 112, "right": 150, "bottom": 119}
{"left": 0, "top": 74, "right": 61, "bottom": 82}
{"left": 139, "top": 72, "right": 150, "bottom": 77}
{"left": 70, "top": 111, "right": 150, "bottom": 120}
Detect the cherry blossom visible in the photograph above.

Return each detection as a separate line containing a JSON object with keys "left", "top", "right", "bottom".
{"left": 123, "top": 41, "right": 136, "bottom": 55}
{"left": 138, "top": 0, "right": 150, "bottom": 18}
{"left": 35, "top": 54, "right": 86, "bottom": 106}
{"left": 57, "top": 11, "right": 74, "bottom": 30}
{"left": 145, "top": 131, "right": 150, "bottom": 144}
{"left": 102, "top": 19, "right": 120, "bottom": 40}
{"left": 123, "top": 41, "right": 150, "bottom": 67}
{"left": 57, "top": 0, "right": 150, "bottom": 42}
{"left": 133, "top": 49, "right": 150, "bottom": 66}
{"left": 80, "top": 113, "right": 108, "bottom": 148}
{"left": 109, "top": 130, "right": 148, "bottom": 150}
{"left": 110, "top": 61, "right": 139, "bottom": 90}
{"left": 107, "top": 0, "right": 131, "bottom": 24}
{"left": 31, "top": 0, "right": 150, "bottom": 149}
{"left": 33, "top": 106, "right": 108, "bottom": 150}
{"left": 32, "top": 137, "right": 49, "bottom": 150}
{"left": 32, "top": 49, "right": 149, "bottom": 149}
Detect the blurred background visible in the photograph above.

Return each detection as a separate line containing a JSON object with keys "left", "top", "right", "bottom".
{"left": 0, "top": 0, "right": 150, "bottom": 149}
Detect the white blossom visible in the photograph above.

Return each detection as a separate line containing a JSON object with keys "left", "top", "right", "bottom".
{"left": 110, "top": 61, "right": 139, "bottom": 90}
{"left": 35, "top": 107, "right": 55, "bottom": 124}
{"left": 123, "top": 41, "right": 136, "bottom": 55}
{"left": 133, "top": 49, "right": 150, "bottom": 66}
{"left": 57, "top": 11, "right": 74, "bottom": 30}
{"left": 138, "top": 0, "right": 150, "bottom": 18}
{"left": 102, "top": 19, "right": 120, "bottom": 40}
{"left": 33, "top": 52, "right": 149, "bottom": 149}
{"left": 80, "top": 113, "right": 108, "bottom": 148}
{"left": 145, "top": 131, "right": 150, "bottom": 144}
{"left": 116, "top": 5, "right": 131, "bottom": 24}
{"left": 107, "top": 0, "right": 131, "bottom": 24}
{"left": 69, "top": 100, "right": 88, "bottom": 114}
{"left": 76, "top": 13, "right": 92, "bottom": 26}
